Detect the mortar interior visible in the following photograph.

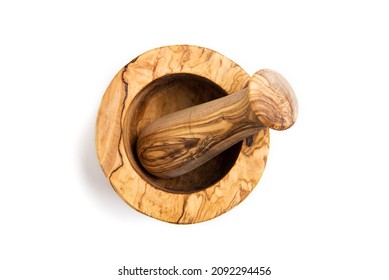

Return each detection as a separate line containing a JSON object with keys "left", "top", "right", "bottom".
{"left": 123, "top": 73, "right": 242, "bottom": 194}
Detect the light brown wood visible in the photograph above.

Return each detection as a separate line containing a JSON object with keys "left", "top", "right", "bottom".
{"left": 137, "top": 70, "right": 297, "bottom": 178}
{"left": 96, "top": 45, "right": 269, "bottom": 223}
{"left": 249, "top": 70, "right": 298, "bottom": 130}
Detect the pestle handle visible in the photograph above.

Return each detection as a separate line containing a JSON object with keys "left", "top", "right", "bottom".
{"left": 137, "top": 69, "right": 298, "bottom": 178}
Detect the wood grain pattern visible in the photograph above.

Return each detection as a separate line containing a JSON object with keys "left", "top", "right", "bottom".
{"left": 96, "top": 45, "right": 270, "bottom": 223}
{"left": 249, "top": 70, "right": 298, "bottom": 130}
{"left": 137, "top": 69, "right": 297, "bottom": 178}
{"left": 122, "top": 73, "right": 243, "bottom": 194}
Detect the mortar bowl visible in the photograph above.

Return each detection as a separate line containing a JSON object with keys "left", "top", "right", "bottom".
{"left": 96, "top": 45, "right": 269, "bottom": 223}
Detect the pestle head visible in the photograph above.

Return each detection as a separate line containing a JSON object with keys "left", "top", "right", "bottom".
{"left": 248, "top": 69, "right": 298, "bottom": 130}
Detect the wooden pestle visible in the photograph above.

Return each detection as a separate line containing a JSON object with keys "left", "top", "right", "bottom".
{"left": 137, "top": 69, "right": 298, "bottom": 178}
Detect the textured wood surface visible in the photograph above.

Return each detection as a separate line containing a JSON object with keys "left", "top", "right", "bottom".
{"left": 122, "top": 73, "right": 242, "bottom": 194}
{"left": 137, "top": 69, "right": 297, "bottom": 178}
{"left": 248, "top": 70, "right": 298, "bottom": 130}
{"left": 96, "top": 45, "right": 269, "bottom": 223}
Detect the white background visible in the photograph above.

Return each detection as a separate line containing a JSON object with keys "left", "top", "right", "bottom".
{"left": 1, "top": 1, "right": 388, "bottom": 279}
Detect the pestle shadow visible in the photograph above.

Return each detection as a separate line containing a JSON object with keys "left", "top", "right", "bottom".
{"left": 80, "top": 113, "right": 145, "bottom": 222}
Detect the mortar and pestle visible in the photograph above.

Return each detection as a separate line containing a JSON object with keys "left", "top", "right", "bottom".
{"left": 96, "top": 45, "right": 298, "bottom": 223}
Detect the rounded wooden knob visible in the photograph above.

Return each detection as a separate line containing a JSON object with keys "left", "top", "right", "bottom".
{"left": 249, "top": 69, "right": 298, "bottom": 130}
{"left": 137, "top": 69, "right": 298, "bottom": 178}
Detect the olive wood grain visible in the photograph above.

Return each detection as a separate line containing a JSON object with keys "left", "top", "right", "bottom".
{"left": 137, "top": 69, "right": 297, "bottom": 178}
{"left": 97, "top": 45, "right": 270, "bottom": 223}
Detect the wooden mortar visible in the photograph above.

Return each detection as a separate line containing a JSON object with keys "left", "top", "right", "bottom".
{"left": 96, "top": 45, "right": 289, "bottom": 224}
